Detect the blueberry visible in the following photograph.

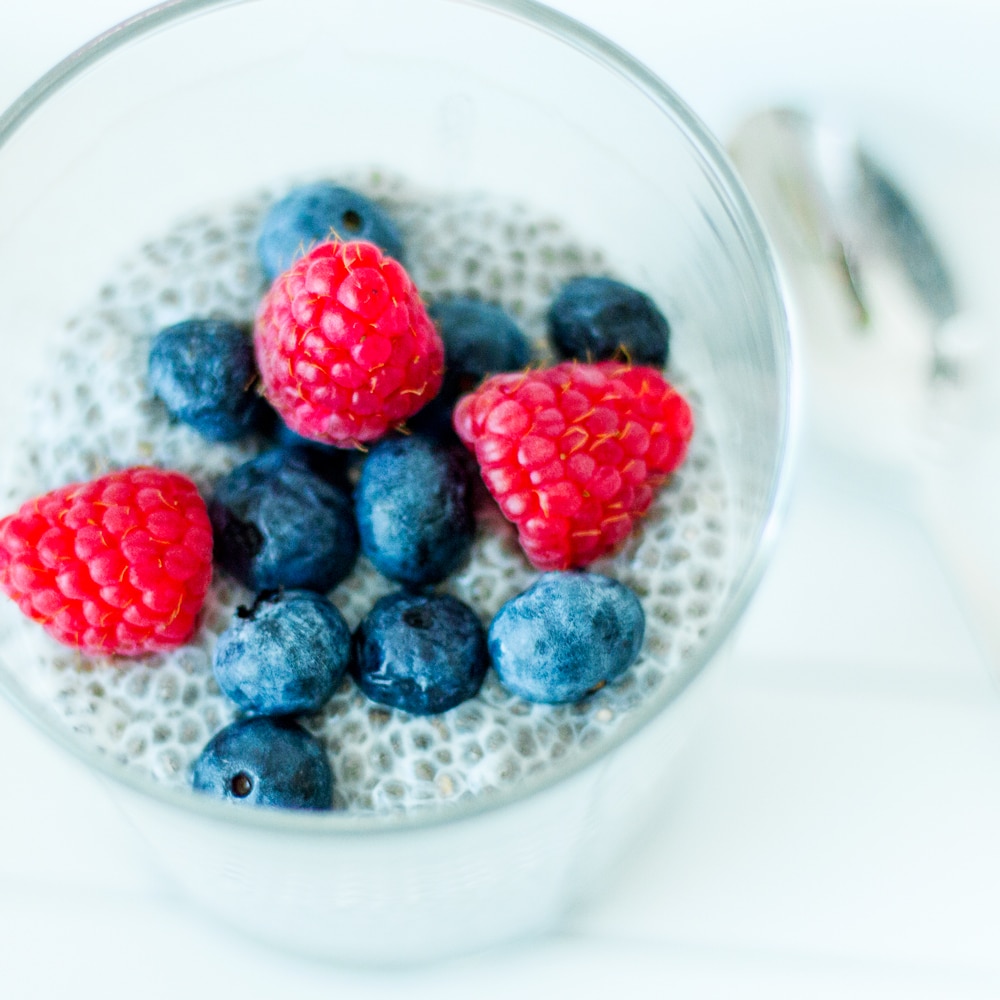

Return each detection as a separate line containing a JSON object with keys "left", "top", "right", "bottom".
{"left": 488, "top": 571, "right": 645, "bottom": 703}
{"left": 254, "top": 404, "right": 356, "bottom": 491}
{"left": 191, "top": 716, "right": 332, "bottom": 810}
{"left": 412, "top": 297, "right": 533, "bottom": 438}
{"left": 148, "top": 318, "right": 261, "bottom": 441}
{"left": 548, "top": 276, "right": 670, "bottom": 367}
{"left": 210, "top": 449, "right": 359, "bottom": 592}
{"left": 352, "top": 591, "right": 488, "bottom": 715}
{"left": 277, "top": 442, "right": 355, "bottom": 494}
{"left": 213, "top": 590, "right": 352, "bottom": 716}
{"left": 431, "top": 297, "right": 532, "bottom": 402}
{"left": 257, "top": 182, "right": 404, "bottom": 281}
{"left": 354, "top": 436, "right": 474, "bottom": 587}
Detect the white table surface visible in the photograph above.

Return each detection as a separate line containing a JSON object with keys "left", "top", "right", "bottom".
{"left": 2, "top": 2, "right": 1000, "bottom": 997}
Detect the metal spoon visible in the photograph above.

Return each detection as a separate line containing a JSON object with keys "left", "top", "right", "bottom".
{"left": 728, "top": 106, "right": 1000, "bottom": 670}
{"left": 728, "top": 107, "right": 974, "bottom": 458}
{"left": 734, "top": 108, "right": 956, "bottom": 322}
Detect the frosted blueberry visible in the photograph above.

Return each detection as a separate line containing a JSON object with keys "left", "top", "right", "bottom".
{"left": 213, "top": 590, "right": 352, "bottom": 716}
{"left": 488, "top": 571, "right": 645, "bottom": 703}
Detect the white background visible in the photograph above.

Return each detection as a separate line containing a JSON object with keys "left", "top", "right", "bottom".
{"left": 2, "top": 1, "right": 1000, "bottom": 998}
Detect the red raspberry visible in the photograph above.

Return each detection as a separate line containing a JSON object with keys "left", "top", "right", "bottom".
{"left": 0, "top": 467, "right": 213, "bottom": 657}
{"left": 254, "top": 239, "right": 444, "bottom": 447}
{"left": 453, "top": 361, "right": 693, "bottom": 570}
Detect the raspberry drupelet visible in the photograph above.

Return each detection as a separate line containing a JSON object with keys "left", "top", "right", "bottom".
{"left": 0, "top": 467, "right": 213, "bottom": 656}
{"left": 454, "top": 360, "right": 693, "bottom": 570}
{"left": 254, "top": 239, "right": 445, "bottom": 447}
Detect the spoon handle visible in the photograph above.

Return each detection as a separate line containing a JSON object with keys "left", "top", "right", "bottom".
{"left": 919, "top": 455, "right": 1000, "bottom": 678}
{"left": 915, "top": 315, "right": 1000, "bottom": 677}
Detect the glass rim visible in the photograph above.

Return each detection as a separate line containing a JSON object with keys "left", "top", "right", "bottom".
{"left": 0, "top": 0, "right": 797, "bottom": 837}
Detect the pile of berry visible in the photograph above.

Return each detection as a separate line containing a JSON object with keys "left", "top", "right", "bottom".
{"left": 0, "top": 181, "right": 696, "bottom": 811}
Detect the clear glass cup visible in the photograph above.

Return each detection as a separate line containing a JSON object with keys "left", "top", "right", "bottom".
{"left": 0, "top": 0, "right": 794, "bottom": 964}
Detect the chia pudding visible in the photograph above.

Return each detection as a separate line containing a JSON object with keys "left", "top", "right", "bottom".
{"left": 0, "top": 170, "right": 732, "bottom": 815}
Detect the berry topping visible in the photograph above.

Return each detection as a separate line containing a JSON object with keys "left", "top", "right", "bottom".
{"left": 0, "top": 467, "right": 212, "bottom": 656}
{"left": 254, "top": 240, "right": 444, "bottom": 447}
{"left": 488, "top": 571, "right": 644, "bottom": 704}
{"left": 148, "top": 318, "right": 262, "bottom": 442}
{"left": 255, "top": 402, "right": 357, "bottom": 489}
{"left": 412, "top": 297, "right": 534, "bottom": 439}
{"left": 453, "top": 361, "right": 693, "bottom": 570}
{"left": 548, "top": 276, "right": 671, "bottom": 367}
{"left": 352, "top": 591, "right": 489, "bottom": 716}
{"left": 191, "top": 716, "right": 333, "bottom": 810}
{"left": 209, "top": 449, "right": 359, "bottom": 593}
{"left": 257, "top": 181, "right": 404, "bottom": 281}
{"left": 433, "top": 296, "right": 532, "bottom": 400}
{"left": 212, "top": 589, "right": 352, "bottom": 716}
{"left": 354, "top": 435, "right": 475, "bottom": 587}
